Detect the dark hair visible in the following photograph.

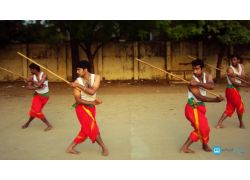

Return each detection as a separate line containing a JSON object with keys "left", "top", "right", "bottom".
{"left": 230, "top": 54, "right": 239, "bottom": 59}
{"left": 76, "top": 60, "right": 91, "bottom": 72}
{"left": 29, "top": 63, "right": 40, "bottom": 72}
{"left": 191, "top": 58, "right": 204, "bottom": 69}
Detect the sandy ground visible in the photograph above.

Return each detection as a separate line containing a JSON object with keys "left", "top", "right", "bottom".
{"left": 0, "top": 81, "right": 249, "bottom": 160}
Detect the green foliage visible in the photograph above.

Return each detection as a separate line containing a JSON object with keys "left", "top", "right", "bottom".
{"left": 2, "top": 20, "right": 250, "bottom": 46}
{"left": 157, "top": 20, "right": 250, "bottom": 45}
{"left": 47, "top": 20, "right": 118, "bottom": 44}
{"left": 156, "top": 20, "right": 205, "bottom": 40}
{"left": 205, "top": 21, "right": 250, "bottom": 45}
{"left": 116, "top": 20, "right": 158, "bottom": 41}
{"left": 0, "top": 20, "right": 23, "bottom": 45}
{"left": 0, "top": 20, "right": 66, "bottom": 45}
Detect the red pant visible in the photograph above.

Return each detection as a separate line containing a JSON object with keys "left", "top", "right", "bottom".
{"left": 224, "top": 88, "right": 244, "bottom": 117}
{"left": 185, "top": 103, "right": 210, "bottom": 144}
{"left": 29, "top": 94, "right": 49, "bottom": 119}
{"left": 74, "top": 104, "right": 100, "bottom": 144}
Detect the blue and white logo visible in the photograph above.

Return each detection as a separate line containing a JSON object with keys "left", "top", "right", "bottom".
{"left": 212, "top": 146, "right": 222, "bottom": 155}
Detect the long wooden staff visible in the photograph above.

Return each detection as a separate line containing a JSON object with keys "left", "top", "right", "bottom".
{"left": 187, "top": 55, "right": 249, "bottom": 83}
{"left": 18, "top": 52, "right": 72, "bottom": 84}
{"left": 0, "top": 66, "right": 26, "bottom": 80}
{"left": 136, "top": 58, "right": 220, "bottom": 97}
{"left": 17, "top": 52, "right": 95, "bottom": 98}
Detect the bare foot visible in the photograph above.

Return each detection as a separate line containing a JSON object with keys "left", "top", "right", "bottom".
{"left": 240, "top": 124, "right": 246, "bottom": 129}
{"left": 216, "top": 124, "right": 224, "bottom": 129}
{"left": 102, "top": 148, "right": 109, "bottom": 156}
{"left": 44, "top": 126, "right": 53, "bottom": 131}
{"left": 180, "top": 146, "right": 195, "bottom": 153}
{"left": 66, "top": 148, "right": 80, "bottom": 155}
{"left": 22, "top": 123, "right": 29, "bottom": 129}
{"left": 202, "top": 144, "right": 212, "bottom": 152}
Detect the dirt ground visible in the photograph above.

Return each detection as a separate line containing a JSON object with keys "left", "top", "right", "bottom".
{"left": 0, "top": 81, "right": 249, "bottom": 160}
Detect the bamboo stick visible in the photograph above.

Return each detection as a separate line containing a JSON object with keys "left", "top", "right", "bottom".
{"left": 17, "top": 52, "right": 95, "bottom": 98}
{"left": 18, "top": 52, "right": 71, "bottom": 84}
{"left": 0, "top": 66, "right": 26, "bottom": 80}
{"left": 136, "top": 58, "right": 220, "bottom": 97}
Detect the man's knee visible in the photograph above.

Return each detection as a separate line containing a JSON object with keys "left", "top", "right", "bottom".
{"left": 237, "top": 104, "right": 244, "bottom": 115}
{"left": 189, "top": 132, "right": 200, "bottom": 142}
{"left": 225, "top": 109, "right": 234, "bottom": 117}
{"left": 74, "top": 135, "right": 86, "bottom": 144}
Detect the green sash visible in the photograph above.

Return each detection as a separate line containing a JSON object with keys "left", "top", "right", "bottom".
{"left": 71, "top": 102, "right": 94, "bottom": 110}
{"left": 227, "top": 84, "right": 240, "bottom": 91}
{"left": 188, "top": 97, "right": 205, "bottom": 108}
{"left": 34, "top": 92, "right": 49, "bottom": 97}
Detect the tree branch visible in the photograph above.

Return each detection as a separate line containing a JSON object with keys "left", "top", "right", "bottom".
{"left": 93, "top": 42, "right": 104, "bottom": 57}
{"left": 79, "top": 43, "right": 87, "bottom": 51}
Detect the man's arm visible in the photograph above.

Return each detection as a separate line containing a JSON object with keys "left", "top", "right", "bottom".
{"left": 190, "top": 74, "right": 214, "bottom": 90}
{"left": 200, "top": 74, "right": 214, "bottom": 90}
{"left": 236, "top": 64, "right": 250, "bottom": 80}
{"left": 26, "top": 75, "right": 37, "bottom": 90}
{"left": 73, "top": 87, "right": 102, "bottom": 105}
{"left": 188, "top": 85, "right": 224, "bottom": 103}
{"left": 227, "top": 67, "right": 247, "bottom": 87}
{"left": 72, "top": 75, "right": 101, "bottom": 95}
{"left": 32, "top": 73, "right": 47, "bottom": 88}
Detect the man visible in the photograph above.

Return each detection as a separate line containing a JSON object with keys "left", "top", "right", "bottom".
{"left": 237, "top": 55, "right": 250, "bottom": 81}
{"left": 22, "top": 63, "right": 53, "bottom": 131}
{"left": 66, "top": 60, "right": 109, "bottom": 156}
{"left": 181, "top": 59, "right": 224, "bottom": 153}
{"left": 216, "top": 55, "right": 249, "bottom": 129}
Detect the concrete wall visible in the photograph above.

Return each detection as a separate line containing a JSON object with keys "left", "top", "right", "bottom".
{"left": 0, "top": 44, "right": 26, "bottom": 81}
{"left": 0, "top": 42, "right": 250, "bottom": 82}
{"left": 102, "top": 42, "right": 134, "bottom": 80}
{"left": 0, "top": 44, "right": 68, "bottom": 82}
{"left": 137, "top": 42, "right": 166, "bottom": 80}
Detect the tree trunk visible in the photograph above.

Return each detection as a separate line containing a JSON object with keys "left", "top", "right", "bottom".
{"left": 25, "top": 43, "right": 30, "bottom": 76}
{"left": 84, "top": 44, "right": 95, "bottom": 73}
{"left": 70, "top": 39, "right": 79, "bottom": 80}
{"left": 138, "top": 42, "right": 141, "bottom": 80}
{"left": 86, "top": 52, "right": 95, "bottom": 73}
{"left": 80, "top": 42, "right": 107, "bottom": 74}
{"left": 215, "top": 45, "right": 226, "bottom": 83}
{"left": 227, "top": 45, "right": 234, "bottom": 66}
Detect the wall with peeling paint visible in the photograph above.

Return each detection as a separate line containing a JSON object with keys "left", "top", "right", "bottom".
{"left": 0, "top": 42, "right": 250, "bottom": 82}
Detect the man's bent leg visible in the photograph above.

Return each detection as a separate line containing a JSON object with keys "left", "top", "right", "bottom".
{"left": 95, "top": 135, "right": 109, "bottom": 156}
{"left": 22, "top": 116, "right": 35, "bottom": 129}
{"left": 41, "top": 117, "right": 53, "bottom": 131}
